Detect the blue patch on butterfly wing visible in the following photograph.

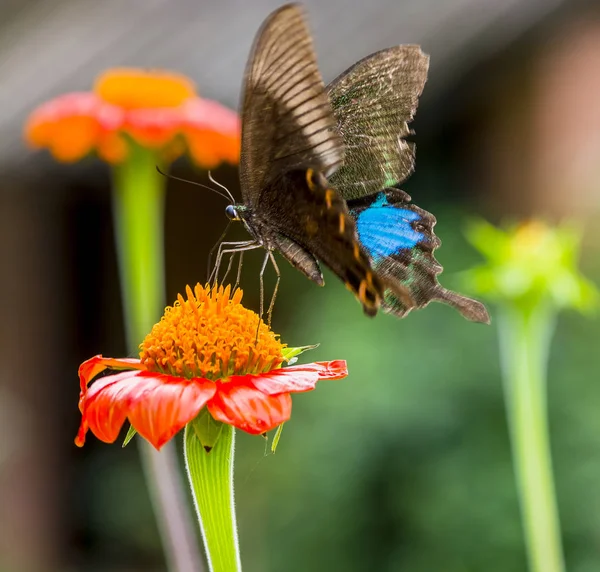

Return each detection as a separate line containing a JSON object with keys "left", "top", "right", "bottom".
{"left": 355, "top": 193, "right": 425, "bottom": 261}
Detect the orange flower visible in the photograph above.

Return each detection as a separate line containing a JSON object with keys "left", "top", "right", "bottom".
{"left": 25, "top": 68, "right": 240, "bottom": 166}
{"left": 75, "top": 284, "right": 347, "bottom": 450}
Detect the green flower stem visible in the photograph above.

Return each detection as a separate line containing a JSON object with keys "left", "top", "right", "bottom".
{"left": 498, "top": 303, "right": 564, "bottom": 572}
{"left": 184, "top": 422, "right": 241, "bottom": 572}
{"left": 112, "top": 143, "right": 204, "bottom": 572}
{"left": 112, "top": 143, "right": 166, "bottom": 345}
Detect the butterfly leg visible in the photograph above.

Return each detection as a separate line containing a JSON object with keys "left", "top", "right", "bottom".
{"left": 234, "top": 252, "right": 244, "bottom": 289}
{"left": 210, "top": 240, "right": 257, "bottom": 285}
{"left": 258, "top": 250, "right": 270, "bottom": 321}
{"left": 206, "top": 222, "right": 231, "bottom": 282}
{"left": 211, "top": 242, "right": 261, "bottom": 287}
{"left": 210, "top": 240, "right": 237, "bottom": 285}
{"left": 216, "top": 241, "right": 261, "bottom": 284}
{"left": 255, "top": 250, "right": 271, "bottom": 341}
{"left": 266, "top": 251, "right": 280, "bottom": 327}
{"left": 220, "top": 250, "right": 237, "bottom": 284}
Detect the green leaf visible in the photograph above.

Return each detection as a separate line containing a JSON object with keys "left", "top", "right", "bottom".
{"left": 271, "top": 424, "right": 285, "bottom": 454}
{"left": 122, "top": 425, "right": 137, "bottom": 447}
{"left": 282, "top": 344, "right": 319, "bottom": 365}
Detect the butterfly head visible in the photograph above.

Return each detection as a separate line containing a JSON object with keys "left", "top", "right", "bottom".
{"left": 225, "top": 203, "right": 262, "bottom": 244}
{"left": 225, "top": 204, "right": 240, "bottom": 221}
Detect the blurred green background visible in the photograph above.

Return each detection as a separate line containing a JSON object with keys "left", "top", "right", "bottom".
{"left": 2, "top": 1, "right": 600, "bottom": 571}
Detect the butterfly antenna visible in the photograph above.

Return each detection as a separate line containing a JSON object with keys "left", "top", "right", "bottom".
{"left": 155, "top": 166, "right": 231, "bottom": 202}
{"left": 208, "top": 170, "right": 236, "bottom": 203}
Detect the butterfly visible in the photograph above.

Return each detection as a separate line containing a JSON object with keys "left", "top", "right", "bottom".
{"left": 218, "top": 3, "right": 489, "bottom": 324}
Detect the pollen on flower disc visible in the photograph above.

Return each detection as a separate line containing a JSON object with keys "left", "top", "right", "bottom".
{"left": 139, "top": 284, "right": 285, "bottom": 380}
{"left": 94, "top": 68, "right": 196, "bottom": 110}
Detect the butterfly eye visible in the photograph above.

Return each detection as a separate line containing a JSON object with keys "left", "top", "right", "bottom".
{"left": 225, "top": 205, "right": 239, "bottom": 220}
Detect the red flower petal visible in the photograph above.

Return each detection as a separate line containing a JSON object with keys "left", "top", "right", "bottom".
{"left": 78, "top": 355, "right": 144, "bottom": 393}
{"left": 208, "top": 382, "right": 292, "bottom": 435}
{"left": 25, "top": 93, "right": 104, "bottom": 162}
{"left": 246, "top": 368, "right": 318, "bottom": 395}
{"left": 123, "top": 107, "right": 181, "bottom": 146}
{"left": 182, "top": 98, "right": 240, "bottom": 133}
{"left": 77, "top": 370, "right": 216, "bottom": 449}
{"left": 248, "top": 360, "right": 349, "bottom": 395}
{"left": 127, "top": 374, "right": 216, "bottom": 450}
{"left": 76, "top": 369, "right": 146, "bottom": 446}
{"left": 298, "top": 360, "right": 348, "bottom": 380}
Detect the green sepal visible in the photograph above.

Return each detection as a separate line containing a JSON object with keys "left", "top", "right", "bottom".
{"left": 282, "top": 344, "right": 319, "bottom": 365}
{"left": 270, "top": 424, "right": 285, "bottom": 454}
{"left": 191, "top": 408, "right": 224, "bottom": 453}
{"left": 122, "top": 425, "right": 137, "bottom": 447}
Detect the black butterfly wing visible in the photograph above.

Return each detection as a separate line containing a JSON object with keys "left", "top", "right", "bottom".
{"left": 327, "top": 46, "right": 429, "bottom": 200}
{"left": 349, "top": 189, "right": 490, "bottom": 323}
{"left": 236, "top": 4, "right": 396, "bottom": 315}
{"left": 239, "top": 3, "right": 344, "bottom": 207}
{"left": 326, "top": 46, "right": 488, "bottom": 322}
{"left": 260, "top": 170, "right": 411, "bottom": 316}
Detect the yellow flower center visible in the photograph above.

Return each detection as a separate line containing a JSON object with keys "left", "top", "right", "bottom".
{"left": 140, "top": 284, "right": 285, "bottom": 380}
{"left": 94, "top": 68, "right": 196, "bottom": 109}
{"left": 513, "top": 220, "right": 550, "bottom": 253}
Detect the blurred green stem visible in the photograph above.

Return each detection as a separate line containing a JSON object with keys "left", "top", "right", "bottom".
{"left": 498, "top": 303, "right": 564, "bottom": 572}
{"left": 112, "top": 143, "right": 204, "bottom": 572}
{"left": 184, "top": 422, "right": 241, "bottom": 572}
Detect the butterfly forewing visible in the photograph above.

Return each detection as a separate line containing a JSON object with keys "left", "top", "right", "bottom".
{"left": 236, "top": 4, "right": 384, "bottom": 315}
{"left": 327, "top": 46, "right": 429, "bottom": 200}
{"left": 239, "top": 4, "right": 344, "bottom": 206}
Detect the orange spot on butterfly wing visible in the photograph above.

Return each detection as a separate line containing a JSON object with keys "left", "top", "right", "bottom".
{"left": 325, "top": 189, "right": 334, "bottom": 209}
{"left": 306, "top": 168, "right": 316, "bottom": 192}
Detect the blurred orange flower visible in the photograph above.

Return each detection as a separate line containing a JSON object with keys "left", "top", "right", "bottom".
{"left": 25, "top": 68, "right": 240, "bottom": 166}
{"left": 75, "top": 284, "right": 348, "bottom": 450}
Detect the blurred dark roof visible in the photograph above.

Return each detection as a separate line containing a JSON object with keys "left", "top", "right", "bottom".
{"left": 1, "top": 0, "right": 565, "bottom": 170}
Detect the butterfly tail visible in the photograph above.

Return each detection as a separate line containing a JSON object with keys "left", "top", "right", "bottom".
{"left": 381, "top": 284, "right": 490, "bottom": 324}
{"left": 435, "top": 288, "right": 491, "bottom": 324}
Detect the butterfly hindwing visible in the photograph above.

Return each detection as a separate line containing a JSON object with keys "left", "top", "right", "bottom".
{"left": 326, "top": 44, "right": 489, "bottom": 323}
{"left": 327, "top": 46, "right": 429, "bottom": 200}
{"left": 349, "top": 188, "right": 490, "bottom": 322}
{"left": 239, "top": 4, "right": 344, "bottom": 206}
